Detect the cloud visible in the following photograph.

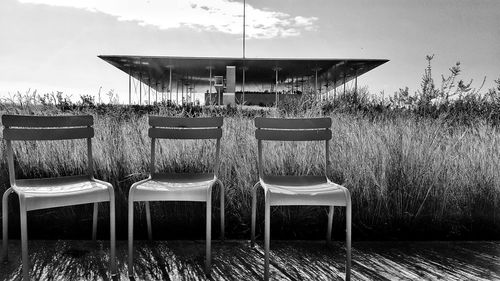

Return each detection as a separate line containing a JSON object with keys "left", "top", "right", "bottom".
{"left": 17, "top": 0, "right": 318, "bottom": 39}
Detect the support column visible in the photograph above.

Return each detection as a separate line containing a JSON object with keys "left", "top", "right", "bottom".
{"left": 302, "top": 76, "right": 304, "bottom": 94}
{"left": 175, "top": 79, "right": 179, "bottom": 105}
{"left": 166, "top": 65, "right": 174, "bottom": 104}
{"left": 139, "top": 72, "right": 142, "bottom": 105}
{"left": 273, "top": 67, "right": 281, "bottom": 107}
{"left": 312, "top": 67, "right": 322, "bottom": 100}
{"left": 206, "top": 66, "right": 214, "bottom": 106}
{"left": 161, "top": 81, "right": 165, "bottom": 102}
{"left": 148, "top": 76, "right": 151, "bottom": 105}
{"left": 155, "top": 81, "right": 159, "bottom": 103}
{"left": 333, "top": 66, "right": 337, "bottom": 101}
{"left": 241, "top": 66, "right": 248, "bottom": 105}
{"left": 139, "top": 58, "right": 143, "bottom": 105}
{"left": 326, "top": 82, "right": 329, "bottom": 101}
{"left": 334, "top": 78, "right": 337, "bottom": 101}
{"left": 181, "top": 79, "right": 184, "bottom": 105}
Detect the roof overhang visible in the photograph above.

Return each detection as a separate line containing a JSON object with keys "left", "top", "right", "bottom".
{"left": 99, "top": 55, "right": 388, "bottom": 90}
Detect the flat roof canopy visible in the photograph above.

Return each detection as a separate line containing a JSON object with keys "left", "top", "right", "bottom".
{"left": 99, "top": 55, "right": 388, "bottom": 91}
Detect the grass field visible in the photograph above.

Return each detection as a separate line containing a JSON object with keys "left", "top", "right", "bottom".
{"left": 0, "top": 99, "right": 499, "bottom": 241}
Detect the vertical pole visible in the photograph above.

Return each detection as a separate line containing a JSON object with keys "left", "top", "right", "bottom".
{"left": 333, "top": 65, "right": 337, "bottom": 102}
{"left": 312, "top": 67, "right": 322, "bottom": 101}
{"left": 217, "top": 87, "right": 220, "bottom": 106}
{"left": 139, "top": 72, "right": 142, "bottom": 105}
{"left": 128, "top": 68, "right": 131, "bottom": 105}
{"left": 148, "top": 76, "right": 151, "bottom": 105}
{"left": 334, "top": 77, "right": 337, "bottom": 101}
{"left": 315, "top": 71, "right": 318, "bottom": 94}
{"left": 191, "top": 76, "right": 194, "bottom": 103}
{"left": 242, "top": 67, "right": 247, "bottom": 105}
{"left": 273, "top": 67, "right": 281, "bottom": 107}
{"left": 169, "top": 66, "right": 173, "bottom": 103}
{"left": 175, "top": 79, "right": 179, "bottom": 105}
{"left": 155, "top": 81, "right": 159, "bottom": 104}
{"left": 139, "top": 58, "right": 142, "bottom": 105}
{"left": 243, "top": 0, "right": 246, "bottom": 59}
{"left": 242, "top": 0, "right": 246, "bottom": 106}
{"left": 209, "top": 67, "right": 213, "bottom": 105}
{"left": 275, "top": 69, "right": 278, "bottom": 106}
{"left": 162, "top": 81, "right": 165, "bottom": 103}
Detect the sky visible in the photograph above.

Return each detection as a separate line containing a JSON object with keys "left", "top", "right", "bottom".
{"left": 0, "top": 0, "right": 499, "bottom": 103}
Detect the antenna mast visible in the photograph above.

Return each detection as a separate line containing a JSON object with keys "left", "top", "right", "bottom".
{"left": 243, "top": 0, "right": 246, "bottom": 58}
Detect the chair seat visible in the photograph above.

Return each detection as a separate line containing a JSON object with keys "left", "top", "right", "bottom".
{"left": 260, "top": 175, "right": 348, "bottom": 206}
{"left": 132, "top": 173, "right": 216, "bottom": 202}
{"left": 13, "top": 175, "right": 111, "bottom": 211}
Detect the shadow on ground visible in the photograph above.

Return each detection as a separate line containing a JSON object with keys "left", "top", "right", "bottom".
{"left": 1, "top": 240, "right": 499, "bottom": 280}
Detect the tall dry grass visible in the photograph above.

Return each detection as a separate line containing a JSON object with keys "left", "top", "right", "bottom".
{"left": 0, "top": 103, "right": 499, "bottom": 240}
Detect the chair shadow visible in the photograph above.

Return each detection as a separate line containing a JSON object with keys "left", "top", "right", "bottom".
{"left": 351, "top": 241, "right": 500, "bottom": 280}
{"left": 1, "top": 240, "right": 112, "bottom": 281}
{"left": 1, "top": 240, "right": 499, "bottom": 280}
{"left": 131, "top": 240, "right": 263, "bottom": 281}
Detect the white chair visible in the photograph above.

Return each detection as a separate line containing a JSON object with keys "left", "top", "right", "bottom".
{"left": 1, "top": 114, "right": 116, "bottom": 280}
{"left": 128, "top": 116, "right": 224, "bottom": 277}
{"left": 251, "top": 117, "right": 352, "bottom": 281}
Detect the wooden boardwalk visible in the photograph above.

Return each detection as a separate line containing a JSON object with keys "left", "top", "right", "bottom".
{"left": 1, "top": 240, "right": 499, "bottom": 280}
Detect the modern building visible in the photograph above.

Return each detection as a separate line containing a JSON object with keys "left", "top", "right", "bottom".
{"left": 99, "top": 55, "right": 388, "bottom": 106}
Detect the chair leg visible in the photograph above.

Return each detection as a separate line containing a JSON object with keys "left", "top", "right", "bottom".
{"left": 346, "top": 202, "right": 352, "bottom": 281}
{"left": 327, "top": 206, "right": 334, "bottom": 244}
{"left": 205, "top": 188, "right": 212, "bottom": 275}
{"left": 2, "top": 188, "right": 13, "bottom": 262}
{"left": 145, "top": 202, "right": 152, "bottom": 241}
{"left": 264, "top": 193, "right": 270, "bottom": 281}
{"left": 109, "top": 194, "right": 117, "bottom": 276}
{"left": 251, "top": 182, "right": 259, "bottom": 247}
{"left": 19, "top": 200, "right": 29, "bottom": 281}
{"left": 92, "top": 202, "right": 98, "bottom": 241}
{"left": 218, "top": 179, "right": 225, "bottom": 241}
{"left": 128, "top": 199, "right": 134, "bottom": 277}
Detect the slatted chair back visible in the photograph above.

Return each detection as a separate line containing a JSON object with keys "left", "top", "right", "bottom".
{"left": 254, "top": 117, "right": 332, "bottom": 178}
{"left": 148, "top": 116, "right": 223, "bottom": 177}
{"left": 2, "top": 115, "right": 95, "bottom": 186}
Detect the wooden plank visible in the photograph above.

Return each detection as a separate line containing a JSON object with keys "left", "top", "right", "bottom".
{"left": 149, "top": 116, "right": 223, "bottom": 128}
{"left": 149, "top": 128, "right": 222, "bottom": 139}
{"left": 3, "top": 128, "right": 94, "bottom": 140}
{"left": 2, "top": 115, "right": 93, "bottom": 127}
{"left": 255, "top": 117, "right": 331, "bottom": 129}
{"left": 255, "top": 129, "right": 332, "bottom": 141}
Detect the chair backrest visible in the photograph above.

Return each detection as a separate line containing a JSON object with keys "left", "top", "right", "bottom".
{"left": 2, "top": 115, "right": 95, "bottom": 186}
{"left": 148, "top": 116, "right": 223, "bottom": 176}
{"left": 254, "top": 117, "right": 332, "bottom": 178}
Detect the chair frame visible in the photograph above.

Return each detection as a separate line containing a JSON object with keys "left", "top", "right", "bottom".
{"left": 250, "top": 117, "right": 351, "bottom": 281}
{"left": 128, "top": 116, "right": 224, "bottom": 277}
{"left": 1, "top": 114, "right": 116, "bottom": 280}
